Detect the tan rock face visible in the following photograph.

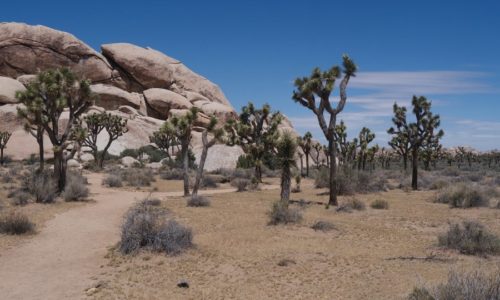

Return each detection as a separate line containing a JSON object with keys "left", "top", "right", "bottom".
{"left": 90, "top": 84, "right": 143, "bottom": 110}
{"left": 101, "top": 43, "right": 231, "bottom": 107}
{"left": 143, "top": 88, "right": 192, "bottom": 118}
{"left": 0, "top": 77, "right": 25, "bottom": 104}
{"left": 0, "top": 23, "right": 122, "bottom": 86}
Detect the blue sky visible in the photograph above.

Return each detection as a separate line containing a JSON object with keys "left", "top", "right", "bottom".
{"left": 2, "top": 0, "right": 499, "bottom": 150}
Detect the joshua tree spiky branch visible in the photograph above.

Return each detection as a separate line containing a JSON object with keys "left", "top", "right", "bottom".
{"left": 277, "top": 132, "right": 297, "bottom": 206}
{"left": 0, "top": 131, "right": 12, "bottom": 166}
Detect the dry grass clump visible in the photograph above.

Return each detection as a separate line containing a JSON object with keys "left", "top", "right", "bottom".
{"left": 9, "top": 190, "right": 30, "bottom": 206}
{"left": 0, "top": 211, "right": 35, "bottom": 235}
{"left": 371, "top": 199, "right": 389, "bottom": 209}
{"left": 160, "top": 168, "right": 184, "bottom": 180}
{"left": 311, "top": 220, "right": 336, "bottom": 232}
{"left": 21, "top": 169, "right": 57, "bottom": 204}
{"left": 187, "top": 195, "right": 210, "bottom": 207}
{"left": 63, "top": 172, "right": 89, "bottom": 201}
{"left": 408, "top": 269, "right": 500, "bottom": 300}
{"left": 438, "top": 221, "right": 500, "bottom": 256}
{"left": 107, "top": 168, "right": 155, "bottom": 187}
{"left": 315, "top": 167, "right": 387, "bottom": 195}
{"left": 102, "top": 174, "right": 123, "bottom": 187}
{"left": 268, "top": 201, "right": 302, "bottom": 225}
{"left": 433, "top": 184, "right": 492, "bottom": 208}
{"left": 201, "top": 175, "right": 219, "bottom": 188}
{"left": 120, "top": 200, "right": 192, "bottom": 255}
{"left": 336, "top": 198, "right": 366, "bottom": 213}
{"left": 231, "top": 178, "right": 251, "bottom": 192}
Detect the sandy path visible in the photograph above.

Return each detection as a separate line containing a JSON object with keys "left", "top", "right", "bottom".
{"left": 0, "top": 174, "right": 264, "bottom": 300}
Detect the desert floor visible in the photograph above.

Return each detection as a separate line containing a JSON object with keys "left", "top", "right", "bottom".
{"left": 0, "top": 171, "right": 499, "bottom": 300}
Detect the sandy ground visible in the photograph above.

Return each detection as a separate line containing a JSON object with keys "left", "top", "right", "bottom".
{"left": 93, "top": 179, "right": 500, "bottom": 300}
{"left": 0, "top": 172, "right": 499, "bottom": 299}
{"left": 0, "top": 173, "right": 248, "bottom": 300}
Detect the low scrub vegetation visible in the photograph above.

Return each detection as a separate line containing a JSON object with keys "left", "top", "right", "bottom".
{"left": 231, "top": 178, "right": 251, "bottom": 192}
{"left": 102, "top": 174, "right": 123, "bottom": 187}
{"left": 315, "top": 167, "right": 387, "bottom": 195}
{"left": 63, "top": 172, "right": 89, "bottom": 201}
{"left": 268, "top": 201, "right": 302, "bottom": 225}
{"left": 187, "top": 195, "right": 210, "bottom": 207}
{"left": 21, "top": 169, "right": 57, "bottom": 204}
{"left": 311, "top": 220, "right": 336, "bottom": 232}
{"left": 408, "top": 269, "right": 500, "bottom": 300}
{"left": 0, "top": 212, "right": 35, "bottom": 235}
{"left": 120, "top": 200, "right": 192, "bottom": 255}
{"left": 371, "top": 199, "right": 389, "bottom": 209}
{"left": 433, "top": 184, "right": 493, "bottom": 208}
{"left": 438, "top": 221, "right": 500, "bottom": 256}
{"left": 106, "top": 168, "right": 155, "bottom": 187}
{"left": 336, "top": 198, "right": 366, "bottom": 213}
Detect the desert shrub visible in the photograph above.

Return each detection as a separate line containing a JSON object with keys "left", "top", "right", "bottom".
{"left": 268, "top": 201, "right": 302, "bottom": 225}
{"left": 336, "top": 197, "right": 366, "bottom": 212}
{"left": 429, "top": 179, "right": 450, "bottom": 190}
{"left": 201, "top": 175, "right": 218, "bottom": 188}
{"left": 21, "top": 169, "right": 57, "bottom": 204}
{"left": 10, "top": 191, "right": 30, "bottom": 206}
{"left": 120, "top": 148, "right": 139, "bottom": 158}
{"left": 236, "top": 154, "right": 254, "bottom": 169}
{"left": 1, "top": 171, "right": 14, "bottom": 183}
{"left": 187, "top": 195, "right": 210, "bottom": 207}
{"left": 440, "top": 167, "right": 461, "bottom": 177}
{"left": 438, "top": 221, "right": 500, "bottom": 255}
{"left": 102, "top": 174, "right": 123, "bottom": 187}
{"left": 142, "top": 198, "right": 161, "bottom": 206}
{"left": 315, "top": 167, "right": 387, "bottom": 194}
{"left": 371, "top": 199, "right": 389, "bottom": 209}
{"left": 231, "top": 178, "right": 250, "bottom": 192}
{"left": 466, "top": 172, "right": 484, "bottom": 182}
{"left": 120, "top": 168, "right": 155, "bottom": 187}
{"left": 160, "top": 168, "right": 184, "bottom": 180}
{"left": 356, "top": 171, "right": 388, "bottom": 193}
{"left": 497, "top": 201, "right": 500, "bottom": 209}
{"left": 0, "top": 212, "right": 35, "bottom": 235}
{"left": 494, "top": 175, "right": 500, "bottom": 185}
{"left": 152, "top": 220, "right": 193, "bottom": 255}
{"left": 314, "top": 166, "right": 329, "bottom": 188}
{"left": 261, "top": 165, "right": 280, "bottom": 178}
{"left": 63, "top": 172, "right": 89, "bottom": 201}
{"left": 120, "top": 200, "right": 191, "bottom": 255}
{"left": 434, "top": 184, "right": 490, "bottom": 208}
{"left": 138, "top": 145, "right": 167, "bottom": 163}
{"left": 311, "top": 220, "right": 336, "bottom": 232}
{"left": 408, "top": 269, "right": 500, "bottom": 300}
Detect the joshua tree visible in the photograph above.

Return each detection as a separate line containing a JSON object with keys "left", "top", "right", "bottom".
{"left": 292, "top": 55, "right": 357, "bottom": 207}
{"left": 335, "top": 120, "right": 349, "bottom": 164}
{"left": 77, "top": 112, "right": 128, "bottom": 168}
{"left": 387, "top": 103, "right": 411, "bottom": 171}
{"left": 297, "top": 132, "right": 313, "bottom": 176}
{"left": 388, "top": 96, "right": 443, "bottom": 190}
{"left": 0, "top": 131, "right": 12, "bottom": 165}
{"left": 225, "top": 102, "right": 282, "bottom": 182}
{"left": 192, "top": 116, "right": 224, "bottom": 197}
{"left": 150, "top": 126, "right": 178, "bottom": 160}
{"left": 16, "top": 104, "right": 46, "bottom": 170}
{"left": 357, "top": 127, "right": 375, "bottom": 171}
{"left": 312, "top": 142, "right": 322, "bottom": 167}
{"left": 277, "top": 132, "right": 297, "bottom": 206}
{"left": 163, "top": 107, "right": 199, "bottom": 196}
{"left": 16, "top": 68, "right": 95, "bottom": 192}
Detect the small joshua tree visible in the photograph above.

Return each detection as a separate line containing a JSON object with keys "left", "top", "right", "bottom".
{"left": 388, "top": 96, "right": 444, "bottom": 190}
{"left": 77, "top": 112, "right": 128, "bottom": 168}
{"left": 357, "top": 127, "right": 375, "bottom": 171}
{"left": 225, "top": 102, "right": 282, "bottom": 182}
{"left": 17, "top": 106, "right": 46, "bottom": 170}
{"left": 0, "top": 131, "right": 12, "bottom": 165}
{"left": 387, "top": 103, "right": 411, "bottom": 171}
{"left": 192, "top": 116, "right": 225, "bottom": 197}
{"left": 163, "top": 107, "right": 199, "bottom": 196}
{"left": 16, "top": 68, "right": 95, "bottom": 192}
{"left": 292, "top": 55, "right": 357, "bottom": 207}
{"left": 277, "top": 132, "right": 297, "bottom": 206}
{"left": 297, "top": 132, "right": 313, "bottom": 176}
{"left": 150, "top": 126, "right": 178, "bottom": 160}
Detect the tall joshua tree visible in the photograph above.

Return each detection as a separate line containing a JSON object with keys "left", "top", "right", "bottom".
{"left": 388, "top": 96, "right": 443, "bottom": 190}
{"left": 358, "top": 127, "right": 375, "bottom": 171}
{"left": 163, "top": 107, "right": 199, "bottom": 196}
{"left": 0, "top": 131, "right": 12, "bottom": 166}
{"left": 297, "top": 132, "right": 313, "bottom": 176}
{"left": 387, "top": 103, "right": 411, "bottom": 171}
{"left": 192, "top": 116, "right": 224, "bottom": 197}
{"left": 225, "top": 102, "right": 282, "bottom": 182}
{"left": 292, "top": 55, "right": 357, "bottom": 207}
{"left": 277, "top": 132, "right": 297, "bottom": 206}
{"left": 17, "top": 68, "right": 94, "bottom": 192}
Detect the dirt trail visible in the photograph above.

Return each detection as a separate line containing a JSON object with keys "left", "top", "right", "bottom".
{"left": 0, "top": 173, "right": 266, "bottom": 300}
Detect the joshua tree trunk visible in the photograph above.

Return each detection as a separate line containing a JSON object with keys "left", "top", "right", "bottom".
{"left": 0, "top": 148, "right": 4, "bottom": 165}
{"left": 328, "top": 139, "right": 338, "bottom": 207}
{"left": 411, "top": 148, "right": 418, "bottom": 190}
{"left": 305, "top": 154, "right": 310, "bottom": 177}
{"left": 181, "top": 140, "right": 190, "bottom": 197}
{"left": 99, "top": 140, "right": 113, "bottom": 169}
{"left": 37, "top": 133, "right": 44, "bottom": 171}
{"left": 192, "top": 131, "right": 216, "bottom": 197}
{"left": 402, "top": 154, "right": 408, "bottom": 171}
{"left": 53, "top": 149, "right": 67, "bottom": 192}
{"left": 299, "top": 155, "right": 304, "bottom": 176}
{"left": 280, "top": 166, "right": 291, "bottom": 207}
{"left": 254, "top": 161, "right": 262, "bottom": 182}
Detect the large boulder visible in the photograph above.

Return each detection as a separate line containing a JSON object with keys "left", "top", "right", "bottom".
{"left": 191, "top": 99, "right": 236, "bottom": 121}
{"left": 0, "top": 22, "right": 123, "bottom": 86}
{"left": 101, "top": 43, "right": 231, "bottom": 107}
{"left": 192, "top": 143, "right": 244, "bottom": 171}
{"left": 90, "top": 84, "right": 143, "bottom": 110}
{"left": 0, "top": 76, "right": 25, "bottom": 104}
{"left": 143, "top": 88, "right": 192, "bottom": 118}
